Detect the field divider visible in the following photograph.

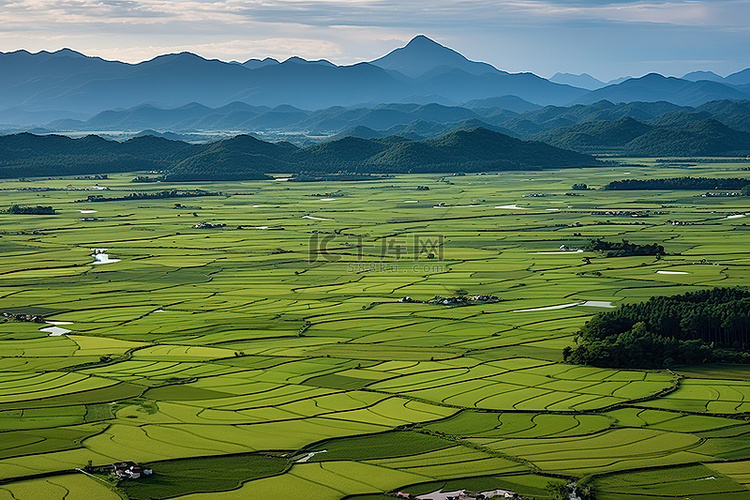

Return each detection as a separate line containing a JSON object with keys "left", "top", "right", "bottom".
{"left": 415, "top": 424, "right": 541, "bottom": 473}
{"left": 578, "top": 454, "right": 750, "bottom": 490}
{"left": 73, "top": 467, "right": 127, "bottom": 498}
{"left": 63, "top": 344, "right": 155, "bottom": 373}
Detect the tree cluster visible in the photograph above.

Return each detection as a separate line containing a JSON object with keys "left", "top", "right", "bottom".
{"left": 5, "top": 205, "right": 56, "bottom": 215}
{"left": 566, "top": 287, "right": 750, "bottom": 368}
{"left": 546, "top": 482, "right": 595, "bottom": 500}
{"left": 76, "top": 189, "right": 219, "bottom": 203}
{"left": 584, "top": 239, "right": 665, "bottom": 257}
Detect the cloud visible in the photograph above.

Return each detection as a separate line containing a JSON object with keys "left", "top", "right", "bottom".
{"left": 0, "top": 0, "right": 749, "bottom": 78}
{"left": 96, "top": 37, "right": 347, "bottom": 62}
{"left": 2, "top": 0, "right": 747, "bottom": 30}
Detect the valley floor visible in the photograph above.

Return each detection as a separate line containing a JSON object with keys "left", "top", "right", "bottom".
{"left": 0, "top": 160, "right": 749, "bottom": 499}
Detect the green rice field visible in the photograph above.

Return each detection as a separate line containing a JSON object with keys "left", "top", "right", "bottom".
{"left": 1, "top": 160, "right": 750, "bottom": 499}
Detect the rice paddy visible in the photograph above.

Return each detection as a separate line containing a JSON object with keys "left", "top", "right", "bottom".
{"left": 1, "top": 160, "right": 750, "bottom": 498}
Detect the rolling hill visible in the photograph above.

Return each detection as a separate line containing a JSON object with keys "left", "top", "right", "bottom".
{"left": 531, "top": 117, "right": 654, "bottom": 153}
{"left": 0, "top": 128, "right": 601, "bottom": 181}
{"left": 530, "top": 115, "right": 750, "bottom": 156}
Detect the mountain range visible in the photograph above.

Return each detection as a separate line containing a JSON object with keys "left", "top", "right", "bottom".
{"left": 38, "top": 98, "right": 750, "bottom": 156}
{"left": 3, "top": 35, "right": 750, "bottom": 127}
{"left": 551, "top": 68, "right": 750, "bottom": 91}
{"left": 0, "top": 36, "right": 585, "bottom": 124}
{"left": 47, "top": 102, "right": 518, "bottom": 138}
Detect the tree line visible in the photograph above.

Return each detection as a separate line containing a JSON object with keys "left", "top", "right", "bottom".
{"left": 4, "top": 205, "right": 57, "bottom": 215}
{"left": 603, "top": 177, "right": 750, "bottom": 191}
{"left": 76, "top": 189, "right": 220, "bottom": 203}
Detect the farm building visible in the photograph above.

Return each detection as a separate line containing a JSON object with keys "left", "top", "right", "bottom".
{"left": 113, "top": 461, "right": 153, "bottom": 480}
{"left": 414, "top": 488, "right": 517, "bottom": 500}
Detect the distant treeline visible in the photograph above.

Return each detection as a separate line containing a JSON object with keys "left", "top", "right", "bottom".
{"left": 4, "top": 205, "right": 57, "bottom": 215}
{"left": 76, "top": 189, "right": 220, "bottom": 203}
{"left": 657, "top": 158, "right": 750, "bottom": 163}
{"left": 0, "top": 157, "right": 160, "bottom": 179}
{"left": 290, "top": 172, "right": 384, "bottom": 182}
{"left": 566, "top": 288, "right": 750, "bottom": 368}
{"left": 584, "top": 239, "right": 665, "bottom": 257}
{"left": 603, "top": 177, "right": 750, "bottom": 191}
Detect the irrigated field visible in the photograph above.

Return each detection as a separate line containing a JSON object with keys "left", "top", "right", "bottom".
{"left": 1, "top": 160, "right": 750, "bottom": 499}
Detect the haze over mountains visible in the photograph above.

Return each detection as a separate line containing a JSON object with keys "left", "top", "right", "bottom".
{"left": 3, "top": 35, "right": 750, "bottom": 129}
{"left": 4, "top": 35, "right": 750, "bottom": 160}
{"left": 0, "top": 36, "right": 586, "bottom": 124}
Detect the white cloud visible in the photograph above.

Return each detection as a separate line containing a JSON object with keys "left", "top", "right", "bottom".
{"left": 98, "top": 37, "right": 345, "bottom": 62}
{"left": 0, "top": 0, "right": 748, "bottom": 78}
{"left": 1, "top": 0, "right": 745, "bottom": 29}
{"left": 526, "top": 1, "right": 712, "bottom": 25}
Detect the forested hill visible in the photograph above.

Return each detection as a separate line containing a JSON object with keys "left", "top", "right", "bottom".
{"left": 0, "top": 128, "right": 602, "bottom": 181}
{"left": 0, "top": 133, "right": 199, "bottom": 178}
{"left": 531, "top": 116, "right": 750, "bottom": 156}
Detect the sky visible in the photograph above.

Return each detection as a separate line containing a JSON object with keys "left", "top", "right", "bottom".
{"left": 1, "top": 0, "right": 749, "bottom": 81}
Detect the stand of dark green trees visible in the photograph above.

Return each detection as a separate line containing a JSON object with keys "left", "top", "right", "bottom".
{"left": 565, "top": 288, "right": 750, "bottom": 368}
{"left": 76, "top": 189, "right": 220, "bottom": 203}
{"left": 603, "top": 177, "right": 750, "bottom": 191}
{"left": 584, "top": 239, "right": 665, "bottom": 257}
{"left": 5, "top": 205, "right": 57, "bottom": 215}
{"left": 546, "top": 482, "right": 595, "bottom": 500}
